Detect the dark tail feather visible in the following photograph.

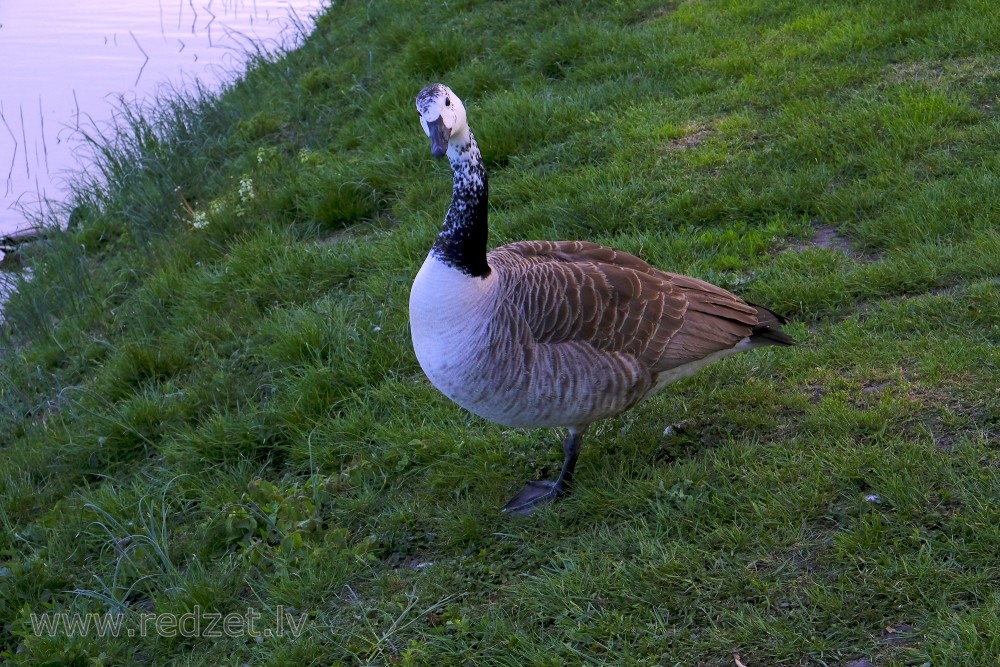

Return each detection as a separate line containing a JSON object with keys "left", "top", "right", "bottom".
{"left": 748, "top": 303, "right": 795, "bottom": 347}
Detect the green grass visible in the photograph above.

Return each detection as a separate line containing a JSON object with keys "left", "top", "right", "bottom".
{"left": 2, "top": 0, "right": 1000, "bottom": 664}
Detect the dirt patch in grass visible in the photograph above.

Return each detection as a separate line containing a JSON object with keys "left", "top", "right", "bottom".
{"left": 664, "top": 127, "right": 713, "bottom": 152}
{"left": 841, "top": 659, "right": 874, "bottom": 667}
{"left": 861, "top": 380, "right": 891, "bottom": 395}
{"left": 788, "top": 221, "right": 857, "bottom": 255}
{"left": 397, "top": 555, "right": 435, "bottom": 571}
{"left": 881, "top": 622, "right": 917, "bottom": 646}
{"left": 747, "top": 544, "right": 825, "bottom": 579}
{"left": 889, "top": 61, "right": 947, "bottom": 82}
{"left": 904, "top": 384, "right": 998, "bottom": 452}
{"left": 805, "top": 385, "right": 829, "bottom": 404}
{"left": 888, "top": 57, "right": 1000, "bottom": 111}
{"left": 638, "top": 4, "right": 680, "bottom": 24}
{"left": 888, "top": 56, "right": 1000, "bottom": 85}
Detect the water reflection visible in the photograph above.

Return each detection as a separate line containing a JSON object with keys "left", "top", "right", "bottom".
{"left": 0, "top": 0, "right": 324, "bottom": 238}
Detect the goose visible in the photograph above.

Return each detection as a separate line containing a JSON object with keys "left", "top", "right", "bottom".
{"left": 409, "top": 83, "right": 794, "bottom": 516}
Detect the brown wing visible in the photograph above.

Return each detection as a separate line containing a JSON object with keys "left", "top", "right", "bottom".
{"left": 489, "top": 240, "right": 761, "bottom": 371}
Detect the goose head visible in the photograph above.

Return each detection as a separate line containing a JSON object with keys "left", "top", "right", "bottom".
{"left": 415, "top": 83, "right": 469, "bottom": 158}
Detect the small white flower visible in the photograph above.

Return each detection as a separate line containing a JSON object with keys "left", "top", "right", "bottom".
{"left": 256, "top": 148, "right": 266, "bottom": 165}
{"left": 239, "top": 177, "right": 255, "bottom": 203}
{"left": 298, "top": 148, "right": 319, "bottom": 165}
{"left": 192, "top": 211, "right": 209, "bottom": 229}
{"left": 864, "top": 494, "right": 881, "bottom": 503}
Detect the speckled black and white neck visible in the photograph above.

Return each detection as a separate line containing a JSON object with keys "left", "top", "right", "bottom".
{"left": 433, "top": 132, "right": 490, "bottom": 278}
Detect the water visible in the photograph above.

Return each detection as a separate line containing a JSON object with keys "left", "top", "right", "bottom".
{"left": 0, "top": 0, "right": 326, "bottom": 241}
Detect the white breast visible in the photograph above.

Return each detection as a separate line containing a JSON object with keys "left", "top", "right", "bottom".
{"left": 409, "top": 252, "right": 498, "bottom": 403}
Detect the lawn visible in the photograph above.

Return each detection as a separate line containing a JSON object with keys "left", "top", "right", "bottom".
{"left": 1, "top": 0, "right": 999, "bottom": 665}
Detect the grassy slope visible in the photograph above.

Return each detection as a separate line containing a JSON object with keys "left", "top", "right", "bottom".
{"left": 2, "top": 0, "right": 999, "bottom": 664}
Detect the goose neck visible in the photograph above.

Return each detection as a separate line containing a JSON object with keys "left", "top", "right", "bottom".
{"left": 432, "top": 131, "right": 490, "bottom": 278}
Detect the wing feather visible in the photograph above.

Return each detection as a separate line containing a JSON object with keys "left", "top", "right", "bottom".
{"left": 489, "top": 240, "right": 762, "bottom": 371}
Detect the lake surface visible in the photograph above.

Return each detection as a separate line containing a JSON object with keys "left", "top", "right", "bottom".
{"left": 0, "top": 0, "right": 325, "bottom": 241}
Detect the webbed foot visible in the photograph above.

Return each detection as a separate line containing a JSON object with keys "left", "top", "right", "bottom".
{"left": 502, "top": 479, "right": 566, "bottom": 517}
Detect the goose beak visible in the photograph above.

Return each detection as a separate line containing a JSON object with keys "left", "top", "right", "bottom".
{"left": 427, "top": 117, "right": 451, "bottom": 158}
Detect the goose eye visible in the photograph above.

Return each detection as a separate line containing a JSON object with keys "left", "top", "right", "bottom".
{"left": 445, "top": 97, "right": 451, "bottom": 107}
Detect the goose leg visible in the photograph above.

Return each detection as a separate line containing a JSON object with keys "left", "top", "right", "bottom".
{"left": 503, "top": 427, "right": 585, "bottom": 516}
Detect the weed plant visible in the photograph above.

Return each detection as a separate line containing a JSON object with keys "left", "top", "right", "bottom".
{"left": 1, "top": 0, "right": 999, "bottom": 665}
